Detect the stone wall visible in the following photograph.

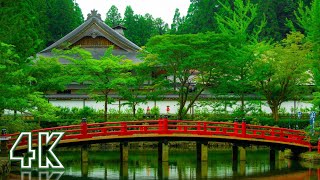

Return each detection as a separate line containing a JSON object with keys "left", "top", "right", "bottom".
{"left": 0, "top": 158, "right": 10, "bottom": 176}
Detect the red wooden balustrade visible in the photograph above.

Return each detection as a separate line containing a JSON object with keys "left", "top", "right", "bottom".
{"left": 4, "top": 118, "right": 312, "bottom": 150}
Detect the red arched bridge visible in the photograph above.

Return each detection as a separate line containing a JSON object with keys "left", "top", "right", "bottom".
{"left": 3, "top": 118, "right": 312, "bottom": 151}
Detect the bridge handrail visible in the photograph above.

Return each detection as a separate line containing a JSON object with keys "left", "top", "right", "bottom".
{"left": 168, "top": 120, "right": 235, "bottom": 125}
{"left": 4, "top": 118, "right": 311, "bottom": 150}
{"left": 246, "top": 124, "right": 306, "bottom": 133}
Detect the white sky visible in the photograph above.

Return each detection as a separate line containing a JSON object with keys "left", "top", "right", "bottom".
{"left": 76, "top": 0, "right": 190, "bottom": 25}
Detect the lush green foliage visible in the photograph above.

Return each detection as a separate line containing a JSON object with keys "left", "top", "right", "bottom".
{"left": 0, "top": 1, "right": 319, "bottom": 128}
{"left": 171, "top": 0, "right": 312, "bottom": 41}
{"left": 0, "top": 43, "right": 31, "bottom": 113}
{"left": 0, "top": 0, "right": 84, "bottom": 58}
{"left": 0, "top": 42, "right": 60, "bottom": 127}
{"left": 252, "top": 32, "right": 312, "bottom": 121}
{"left": 295, "top": 0, "right": 320, "bottom": 87}
{"left": 122, "top": 6, "right": 168, "bottom": 46}
{"left": 213, "top": 0, "right": 265, "bottom": 117}
{"left": 144, "top": 33, "right": 230, "bottom": 119}
{"left": 105, "top": 5, "right": 122, "bottom": 27}
{"left": 58, "top": 47, "right": 133, "bottom": 121}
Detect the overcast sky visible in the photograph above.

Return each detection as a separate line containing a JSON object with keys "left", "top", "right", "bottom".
{"left": 76, "top": 0, "right": 190, "bottom": 25}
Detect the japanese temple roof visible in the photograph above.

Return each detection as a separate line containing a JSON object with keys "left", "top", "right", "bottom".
{"left": 39, "top": 10, "right": 141, "bottom": 54}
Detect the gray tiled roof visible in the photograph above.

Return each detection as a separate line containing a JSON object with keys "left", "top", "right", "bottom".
{"left": 38, "top": 10, "right": 142, "bottom": 64}
{"left": 40, "top": 15, "right": 141, "bottom": 53}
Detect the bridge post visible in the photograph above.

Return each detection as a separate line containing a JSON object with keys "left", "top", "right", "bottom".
{"left": 196, "top": 161, "right": 208, "bottom": 179}
{"left": 317, "top": 139, "right": 320, "bottom": 153}
{"left": 81, "top": 144, "right": 89, "bottom": 163}
{"left": 267, "top": 147, "right": 286, "bottom": 167}
{"left": 163, "top": 116, "right": 168, "bottom": 133}
{"left": 234, "top": 118, "right": 238, "bottom": 135}
{"left": 269, "top": 148, "right": 277, "bottom": 170}
{"left": 232, "top": 145, "right": 238, "bottom": 162}
{"left": 270, "top": 147, "right": 284, "bottom": 162}
{"left": 0, "top": 129, "right": 9, "bottom": 157}
{"left": 158, "top": 139, "right": 169, "bottom": 162}
{"left": 81, "top": 161, "right": 88, "bottom": 178}
{"left": 121, "top": 122, "right": 128, "bottom": 135}
{"left": 239, "top": 160, "right": 246, "bottom": 176}
{"left": 81, "top": 118, "right": 88, "bottom": 138}
{"left": 239, "top": 146, "right": 246, "bottom": 161}
{"left": 241, "top": 118, "right": 246, "bottom": 137}
{"left": 158, "top": 161, "right": 169, "bottom": 180}
{"left": 196, "top": 141, "right": 208, "bottom": 161}
{"left": 232, "top": 144, "right": 246, "bottom": 161}
{"left": 120, "top": 161, "right": 129, "bottom": 180}
{"left": 120, "top": 142, "right": 129, "bottom": 162}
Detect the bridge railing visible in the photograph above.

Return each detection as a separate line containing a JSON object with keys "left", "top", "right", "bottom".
{"left": 4, "top": 117, "right": 310, "bottom": 149}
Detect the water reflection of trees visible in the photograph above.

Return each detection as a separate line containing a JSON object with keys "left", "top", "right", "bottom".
{"left": 55, "top": 150, "right": 311, "bottom": 179}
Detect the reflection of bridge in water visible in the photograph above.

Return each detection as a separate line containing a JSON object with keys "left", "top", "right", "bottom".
{"left": 8, "top": 155, "right": 318, "bottom": 179}
{"left": 3, "top": 117, "right": 313, "bottom": 170}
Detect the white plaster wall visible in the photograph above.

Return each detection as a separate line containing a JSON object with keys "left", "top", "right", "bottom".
{"left": 49, "top": 100, "right": 314, "bottom": 114}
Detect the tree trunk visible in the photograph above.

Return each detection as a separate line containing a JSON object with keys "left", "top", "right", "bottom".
{"left": 270, "top": 106, "right": 279, "bottom": 122}
{"left": 118, "top": 99, "right": 121, "bottom": 115}
{"left": 240, "top": 93, "right": 245, "bottom": 117}
{"left": 132, "top": 103, "right": 136, "bottom": 117}
{"left": 14, "top": 110, "right": 17, "bottom": 120}
{"left": 104, "top": 94, "right": 108, "bottom": 121}
{"left": 178, "top": 90, "right": 187, "bottom": 120}
{"left": 177, "top": 107, "right": 184, "bottom": 120}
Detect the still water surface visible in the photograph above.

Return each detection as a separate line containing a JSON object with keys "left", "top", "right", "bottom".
{"left": 7, "top": 149, "right": 320, "bottom": 179}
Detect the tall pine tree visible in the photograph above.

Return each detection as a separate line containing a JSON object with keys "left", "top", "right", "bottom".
{"left": 105, "top": 5, "right": 122, "bottom": 27}
{"left": 46, "top": 0, "right": 84, "bottom": 44}
{"left": 0, "top": 0, "right": 44, "bottom": 58}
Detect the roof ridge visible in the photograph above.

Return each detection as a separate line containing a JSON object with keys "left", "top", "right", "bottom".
{"left": 39, "top": 10, "right": 141, "bottom": 53}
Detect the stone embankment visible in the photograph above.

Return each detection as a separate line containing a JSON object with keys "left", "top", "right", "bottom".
{"left": 0, "top": 157, "right": 10, "bottom": 176}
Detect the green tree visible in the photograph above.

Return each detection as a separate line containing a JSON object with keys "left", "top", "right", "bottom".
{"left": 135, "top": 13, "right": 157, "bottom": 46}
{"left": 252, "top": 32, "right": 312, "bottom": 121}
{"left": 105, "top": 5, "right": 122, "bottom": 27}
{"left": 170, "top": 8, "right": 183, "bottom": 34}
{"left": 0, "top": 43, "right": 31, "bottom": 116}
{"left": 123, "top": 6, "right": 137, "bottom": 43}
{"left": 61, "top": 47, "right": 131, "bottom": 121}
{"left": 27, "top": 92, "right": 59, "bottom": 123}
{"left": 154, "top": 18, "right": 168, "bottom": 35}
{"left": 252, "top": 0, "right": 312, "bottom": 41}
{"left": 0, "top": 0, "right": 44, "bottom": 58}
{"left": 214, "top": 0, "right": 266, "bottom": 116}
{"left": 30, "top": 56, "right": 70, "bottom": 93}
{"left": 47, "top": 0, "right": 84, "bottom": 44}
{"left": 115, "top": 62, "right": 158, "bottom": 117}
{"left": 0, "top": 42, "right": 57, "bottom": 121}
{"left": 123, "top": 6, "right": 168, "bottom": 46}
{"left": 144, "top": 33, "right": 229, "bottom": 119}
{"left": 74, "top": 2, "right": 84, "bottom": 25}
{"left": 295, "top": 0, "right": 320, "bottom": 85}
{"left": 179, "top": 0, "right": 221, "bottom": 34}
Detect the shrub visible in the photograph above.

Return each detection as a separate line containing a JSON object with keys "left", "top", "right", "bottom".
{"left": 1, "top": 118, "right": 41, "bottom": 133}
{"left": 150, "top": 106, "right": 160, "bottom": 118}
{"left": 136, "top": 107, "right": 145, "bottom": 120}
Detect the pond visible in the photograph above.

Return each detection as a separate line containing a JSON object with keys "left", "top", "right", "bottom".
{"left": 6, "top": 149, "right": 319, "bottom": 179}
